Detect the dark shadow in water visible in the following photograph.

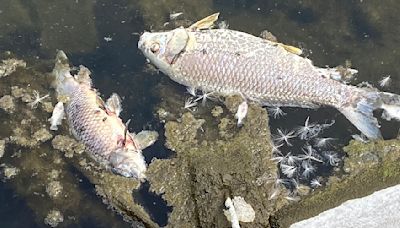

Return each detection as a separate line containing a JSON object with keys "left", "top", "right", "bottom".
{"left": 133, "top": 181, "right": 172, "bottom": 227}
{"left": 0, "top": 183, "right": 40, "bottom": 228}
{"left": 67, "top": 164, "right": 131, "bottom": 228}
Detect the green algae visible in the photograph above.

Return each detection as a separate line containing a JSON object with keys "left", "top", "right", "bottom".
{"left": 146, "top": 82, "right": 282, "bottom": 227}
{"left": 271, "top": 139, "right": 400, "bottom": 227}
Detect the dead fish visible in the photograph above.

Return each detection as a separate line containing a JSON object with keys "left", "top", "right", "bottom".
{"left": 52, "top": 51, "right": 158, "bottom": 179}
{"left": 138, "top": 13, "right": 400, "bottom": 139}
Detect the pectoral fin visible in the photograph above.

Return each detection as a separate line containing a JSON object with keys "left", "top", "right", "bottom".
{"left": 105, "top": 93, "right": 122, "bottom": 116}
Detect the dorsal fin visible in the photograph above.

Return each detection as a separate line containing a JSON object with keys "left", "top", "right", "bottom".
{"left": 188, "top": 13, "right": 219, "bottom": 31}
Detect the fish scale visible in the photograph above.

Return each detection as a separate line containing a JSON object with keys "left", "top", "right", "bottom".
{"left": 138, "top": 15, "right": 400, "bottom": 139}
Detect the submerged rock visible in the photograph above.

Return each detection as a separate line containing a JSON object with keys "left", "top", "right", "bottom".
{"left": 1, "top": 164, "right": 20, "bottom": 179}
{"left": 0, "top": 58, "right": 26, "bottom": 78}
{"left": 0, "top": 95, "right": 15, "bottom": 113}
{"left": 44, "top": 209, "right": 64, "bottom": 228}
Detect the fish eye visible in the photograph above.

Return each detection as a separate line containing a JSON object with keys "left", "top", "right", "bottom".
{"left": 150, "top": 42, "right": 160, "bottom": 53}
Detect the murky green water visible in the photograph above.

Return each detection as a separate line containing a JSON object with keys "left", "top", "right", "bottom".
{"left": 0, "top": 0, "right": 399, "bottom": 227}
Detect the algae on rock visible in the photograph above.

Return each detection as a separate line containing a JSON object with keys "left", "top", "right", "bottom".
{"left": 147, "top": 96, "right": 279, "bottom": 227}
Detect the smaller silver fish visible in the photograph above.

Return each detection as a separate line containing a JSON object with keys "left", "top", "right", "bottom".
{"left": 52, "top": 51, "right": 157, "bottom": 179}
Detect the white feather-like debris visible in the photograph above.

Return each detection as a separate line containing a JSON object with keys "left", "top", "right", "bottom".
{"left": 379, "top": 75, "right": 391, "bottom": 87}
{"left": 310, "top": 179, "right": 322, "bottom": 188}
{"left": 280, "top": 163, "right": 297, "bottom": 178}
{"left": 267, "top": 106, "right": 286, "bottom": 119}
{"left": 29, "top": 90, "right": 50, "bottom": 109}
{"left": 184, "top": 97, "right": 198, "bottom": 110}
{"left": 322, "top": 151, "right": 341, "bottom": 166}
{"left": 224, "top": 196, "right": 255, "bottom": 228}
{"left": 186, "top": 87, "right": 197, "bottom": 97}
{"left": 235, "top": 101, "right": 248, "bottom": 126}
{"left": 274, "top": 128, "right": 296, "bottom": 146}
{"left": 314, "top": 137, "right": 336, "bottom": 148}
{"left": 301, "top": 160, "right": 315, "bottom": 179}
{"left": 49, "top": 101, "right": 65, "bottom": 131}
{"left": 298, "top": 145, "right": 323, "bottom": 163}
{"left": 169, "top": 12, "right": 183, "bottom": 20}
{"left": 297, "top": 117, "right": 317, "bottom": 140}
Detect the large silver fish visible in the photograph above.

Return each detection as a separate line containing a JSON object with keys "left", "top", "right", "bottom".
{"left": 138, "top": 13, "right": 400, "bottom": 139}
{"left": 52, "top": 51, "right": 157, "bottom": 179}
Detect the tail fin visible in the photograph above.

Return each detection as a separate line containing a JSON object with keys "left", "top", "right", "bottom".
{"left": 339, "top": 90, "right": 400, "bottom": 139}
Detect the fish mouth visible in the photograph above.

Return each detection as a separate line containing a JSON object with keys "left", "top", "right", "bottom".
{"left": 109, "top": 148, "right": 147, "bottom": 180}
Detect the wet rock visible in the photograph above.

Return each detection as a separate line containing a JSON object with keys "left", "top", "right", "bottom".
{"left": 1, "top": 164, "right": 20, "bottom": 179}
{"left": 33, "top": 128, "right": 53, "bottom": 143}
{"left": 211, "top": 106, "right": 223, "bottom": 117}
{"left": 46, "top": 181, "right": 63, "bottom": 199}
{"left": 0, "top": 95, "right": 15, "bottom": 113}
{"left": 10, "top": 86, "right": 25, "bottom": 98}
{"left": 44, "top": 209, "right": 64, "bottom": 227}
{"left": 52, "top": 135, "right": 85, "bottom": 158}
{"left": 0, "top": 58, "right": 26, "bottom": 78}
{"left": 147, "top": 103, "right": 278, "bottom": 227}
{"left": 42, "top": 101, "right": 54, "bottom": 113}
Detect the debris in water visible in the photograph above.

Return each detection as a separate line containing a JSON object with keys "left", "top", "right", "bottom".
{"left": 44, "top": 209, "right": 64, "bottom": 227}
{"left": 378, "top": 75, "right": 391, "bottom": 87}
{"left": 235, "top": 101, "right": 248, "bottom": 126}
{"left": 46, "top": 181, "right": 63, "bottom": 199}
{"left": 169, "top": 12, "right": 183, "bottom": 20}
{"left": 224, "top": 196, "right": 255, "bottom": 227}
{"left": 0, "top": 95, "right": 15, "bottom": 113}
{"left": 49, "top": 102, "right": 65, "bottom": 131}
{"left": 1, "top": 164, "right": 20, "bottom": 179}
{"left": 0, "top": 58, "right": 26, "bottom": 78}
{"left": 29, "top": 90, "right": 50, "bottom": 109}
{"left": 0, "top": 139, "right": 5, "bottom": 158}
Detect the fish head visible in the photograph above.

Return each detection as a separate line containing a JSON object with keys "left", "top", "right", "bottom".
{"left": 138, "top": 27, "right": 189, "bottom": 75}
{"left": 109, "top": 148, "right": 147, "bottom": 180}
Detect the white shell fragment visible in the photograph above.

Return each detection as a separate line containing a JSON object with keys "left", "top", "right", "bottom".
{"left": 49, "top": 102, "right": 65, "bottom": 131}
{"left": 235, "top": 101, "right": 248, "bottom": 126}
{"left": 224, "top": 196, "right": 255, "bottom": 227}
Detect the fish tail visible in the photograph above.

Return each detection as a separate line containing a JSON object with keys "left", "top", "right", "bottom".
{"left": 339, "top": 89, "right": 400, "bottom": 139}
